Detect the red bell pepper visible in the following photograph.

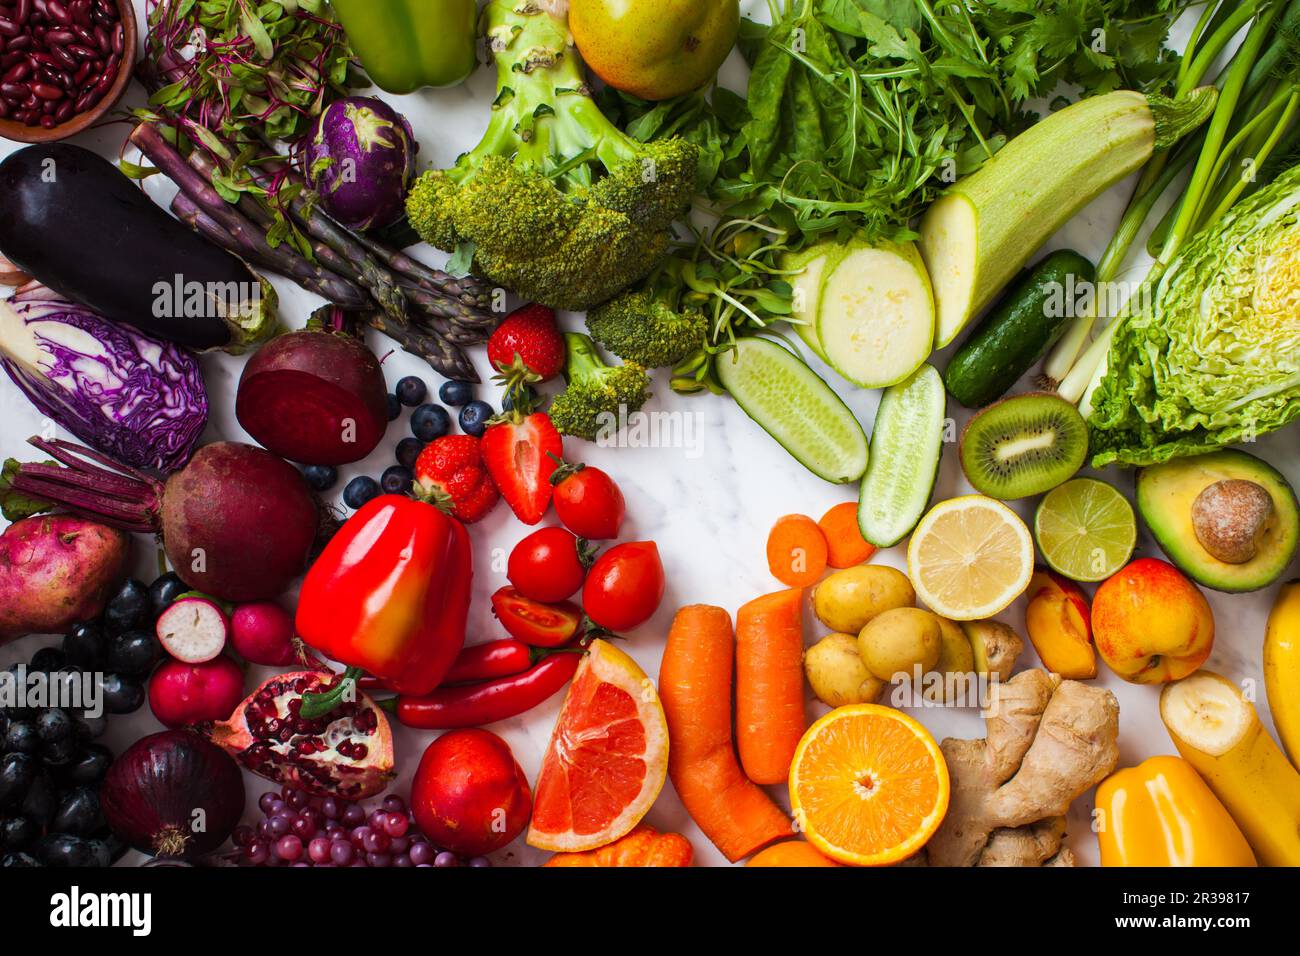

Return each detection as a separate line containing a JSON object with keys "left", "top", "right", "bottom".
{"left": 393, "top": 650, "right": 582, "bottom": 729}
{"left": 295, "top": 495, "right": 471, "bottom": 711}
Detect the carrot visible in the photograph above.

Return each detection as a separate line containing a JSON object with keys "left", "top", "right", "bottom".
{"left": 736, "top": 588, "right": 806, "bottom": 785}
{"left": 659, "top": 605, "right": 791, "bottom": 862}
{"left": 766, "top": 514, "right": 828, "bottom": 587}
{"left": 818, "top": 501, "right": 877, "bottom": 568}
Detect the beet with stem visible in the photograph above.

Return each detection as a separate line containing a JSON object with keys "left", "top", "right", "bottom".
{"left": 8, "top": 439, "right": 318, "bottom": 603}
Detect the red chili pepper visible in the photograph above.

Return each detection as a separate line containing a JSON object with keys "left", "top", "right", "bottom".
{"left": 444, "top": 638, "right": 536, "bottom": 684}
{"left": 394, "top": 650, "right": 582, "bottom": 729}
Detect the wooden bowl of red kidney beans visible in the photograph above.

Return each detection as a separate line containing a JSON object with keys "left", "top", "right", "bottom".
{"left": 0, "top": 0, "right": 136, "bottom": 143}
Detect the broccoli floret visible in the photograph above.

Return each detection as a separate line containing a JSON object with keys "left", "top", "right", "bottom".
{"left": 405, "top": 0, "right": 698, "bottom": 311}
{"left": 585, "top": 258, "right": 709, "bottom": 367}
{"left": 549, "top": 333, "right": 650, "bottom": 441}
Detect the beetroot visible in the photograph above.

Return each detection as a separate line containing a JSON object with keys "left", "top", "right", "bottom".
{"left": 236, "top": 329, "right": 388, "bottom": 465}
{"left": 8, "top": 439, "right": 318, "bottom": 602}
{"left": 0, "top": 514, "right": 130, "bottom": 642}
{"left": 148, "top": 656, "right": 246, "bottom": 728}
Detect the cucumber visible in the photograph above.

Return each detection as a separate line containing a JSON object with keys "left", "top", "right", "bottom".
{"left": 858, "top": 364, "right": 946, "bottom": 547}
{"left": 715, "top": 337, "right": 868, "bottom": 483}
{"left": 943, "top": 250, "right": 1095, "bottom": 408}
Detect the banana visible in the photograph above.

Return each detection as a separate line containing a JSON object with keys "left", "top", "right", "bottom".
{"left": 1160, "top": 670, "right": 1300, "bottom": 867}
{"left": 1265, "top": 580, "right": 1300, "bottom": 768}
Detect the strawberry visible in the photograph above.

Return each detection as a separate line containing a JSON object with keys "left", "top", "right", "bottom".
{"left": 488, "top": 304, "right": 566, "bottom": 391}
{"left": 414, "top": 435, "right": 500, "bottom": 524}
{"left": 482, "top": 409, "right": 564, "bottom": 525}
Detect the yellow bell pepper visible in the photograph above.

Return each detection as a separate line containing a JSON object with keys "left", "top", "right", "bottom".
{"left": 1095, "top": 755, "right": 1257, "bottom": 867}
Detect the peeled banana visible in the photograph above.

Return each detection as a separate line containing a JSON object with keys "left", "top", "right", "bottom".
{"left": 1160, "top": 670, "right": 1300, "bottom": 867}
{"left": 1265, "top": 580, "right": 1300, "bottom": 768}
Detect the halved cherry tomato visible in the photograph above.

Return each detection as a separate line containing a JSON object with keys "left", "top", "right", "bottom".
{"left": 583, "top": 541, "right": 664, "bottom": 632}
{"left": 551, "top": 459, "right": 626, "bottom": 540}
{"left": 507, "top": 526, "right": 593, "bottom": 602}
{"left": 491, "top": 586, "right": 583, "bottom": 647}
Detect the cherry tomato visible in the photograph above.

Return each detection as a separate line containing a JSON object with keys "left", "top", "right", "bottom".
{"left": 490, "top": 587, "right": 583, "bottom": 647}
{"left": 582, "top": 541, "right": 664, "bottom": 632}
{"left": 507, "top": 527, "right": 591, "bottom": 602}
{"left": 552, "top": 462, "right": 625, "bottom": 539}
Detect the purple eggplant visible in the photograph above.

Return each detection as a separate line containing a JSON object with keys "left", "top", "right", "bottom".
{"left": 302, "top": 96, "right": 418, "bottom": 231}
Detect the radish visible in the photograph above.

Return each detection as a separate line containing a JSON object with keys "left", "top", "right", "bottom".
{"left": 229, "top": 601, "right": 307, "bottom": 666}
{"left": 148, "top": 656, "right": 246, "bottom": 729}
{"left": 156, "top": 597, "right": 229, "bottom": 663}
{"left": 0, "top": 514, "right": 130, "bottom": 642}
{"left": 236, "top": 329, "right": 388, "bottom": 466}
{"left": 7, "top": 439, "right": 318, "bottom": 603}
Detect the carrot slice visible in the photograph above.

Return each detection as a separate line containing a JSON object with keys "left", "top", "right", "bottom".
{"left": 736, "top": 588, "right": 806, "bottom": 785}
{"left": 659, "top": 605, "right": 791, "bottom": 863}
{"left": 818, "top": 501, "right": 877, "bottom": 568}
{"left": 766, "top": 514, "right": 828, "bottom": 587}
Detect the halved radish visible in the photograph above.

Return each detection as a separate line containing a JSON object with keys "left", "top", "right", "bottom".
{"left": 156, "top": 597, "right": 230, "bottom": 663}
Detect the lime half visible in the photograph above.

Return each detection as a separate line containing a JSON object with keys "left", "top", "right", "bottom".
{"left": 1034, "top": 478, "right": 1136, "bottom": 582}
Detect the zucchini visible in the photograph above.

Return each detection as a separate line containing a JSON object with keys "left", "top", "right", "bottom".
{"left": 943, "top": 249, "right": 1095, "bottom": 408}
{"left": 918, "top": 89, "right": 1216, "bottom": 348}
{"left": 858, "top": 364, "right": 946, "bottom": 547}
{"left": 817, "top": 240, "right": 935, "bottom": 389}
{"left": 715, "top": 337, "right": 868, "bottom": 483}
{"left": 781, "top": 242, "right": 843, "bottom": 364}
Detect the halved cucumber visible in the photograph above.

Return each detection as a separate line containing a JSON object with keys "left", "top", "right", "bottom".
{"left": 715, "top": 337, "right": 868, "bottom": 484}
{"left": 858, "top": 364, "right": 946, "bottom": 546}
{"left": 817, "top": 240, "right": 935, "bottom": 389}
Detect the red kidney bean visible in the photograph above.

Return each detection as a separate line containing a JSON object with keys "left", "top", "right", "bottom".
{"left": 43, "top": 27, "right": 71, "bottom": 44}
{"left": 0, "top": 0, "right": 115, "bottom": 126}
{"left": 66, "top": 41, "right": 92, "bottom": 59}
{"left": 0, "top": 79, "right": 26, "bottom": 97}
{"left": 0, "top": 99, "right": 9, "bottom": 118}
{"left": 17, "top": 0, "right": 31, "bottom": 23}
{"left": 0, "top": 19, "right": 21, "bottom": 38}
{"left": 2, "top": 58, "right": 27, "bottom": 81}
{"left": 30, "top": 79, "right": 56, "bottom": 98}
{"left": 46, "top": 0, "right": 67, "bottom": 25}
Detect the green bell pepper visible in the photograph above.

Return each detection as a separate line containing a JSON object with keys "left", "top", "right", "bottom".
{"left": 331, "top": 0, "right": 477, "bottom": 94}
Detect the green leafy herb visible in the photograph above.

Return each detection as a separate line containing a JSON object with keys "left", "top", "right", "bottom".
{"left": 0, "top": 459, "right": 53, "bottom": 522}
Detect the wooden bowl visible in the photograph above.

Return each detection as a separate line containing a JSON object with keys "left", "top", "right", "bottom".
{"left": 0, "top": 0, "right": 138, "bottom": 145}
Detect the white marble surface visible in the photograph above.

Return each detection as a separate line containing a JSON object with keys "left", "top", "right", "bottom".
{"left": 3, "top": 3, "right": 1294, "bottom": 869}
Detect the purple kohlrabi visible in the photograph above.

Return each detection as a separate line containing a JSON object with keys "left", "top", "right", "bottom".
{"left": 0, "top": 293, "right": 208, "bottom": 473}
{"left": 303, "top": 96, "right": 419, "bottom": 231}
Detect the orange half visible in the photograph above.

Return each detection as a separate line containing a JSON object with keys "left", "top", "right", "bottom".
{"left": 789, "top": 704, "right": 949, "bottom": 866}
{"left": 526, "top": 640, "right": 668, "bottom": 852}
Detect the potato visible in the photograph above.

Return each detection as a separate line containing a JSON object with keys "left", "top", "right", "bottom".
{"left": 859, "top": 607, "right": 942, "bottom": 681}
{"left": 812, "top": 565, "right": 915, "bottom": 634}
{"left": 923, "top": 617, "right": 977, "bottom": 703}
{"left": 804, "top": 633, "right": 884, "bottom": 707}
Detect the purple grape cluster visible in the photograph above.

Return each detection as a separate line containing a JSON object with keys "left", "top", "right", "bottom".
{"left": 232, "top": 787, "right": 492, "bottom": 868}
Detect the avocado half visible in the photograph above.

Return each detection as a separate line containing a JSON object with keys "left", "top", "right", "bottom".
{"left": 1136, "top": 449, "right": 1299, "bottom": 592}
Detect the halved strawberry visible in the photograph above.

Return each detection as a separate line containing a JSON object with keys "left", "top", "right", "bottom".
{"left": 482, "top": 410, "right": 563, "bottom": 525}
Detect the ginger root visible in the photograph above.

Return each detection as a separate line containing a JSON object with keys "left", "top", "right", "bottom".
{"left": 925, "top": 669, "right": 1119, "bottom": 867}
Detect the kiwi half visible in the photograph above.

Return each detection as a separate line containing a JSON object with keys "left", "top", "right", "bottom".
{"left": 960, "top": 393, "right": 1088, "bottom": 499}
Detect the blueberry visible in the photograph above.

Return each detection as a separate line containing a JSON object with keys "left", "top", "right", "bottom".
{"left": 0, "top": 851, "right": 40, "bottom": 867}
{"left": 440, "top": 380, "right": 475, "bottom": 406}
{"left": 386, "top": 393, "right": 401, "bottom": 421}
{"left": 104, "top": 580, "right": 151, "bottom": 635}
{"left": 61, "top": 624, "right": 104, "bottom": 671}
{"left": 381, "top": 466, "right": 413, "bottom": 495}
{"left": 302, "top": 464, "right": 339, "bottom": 492}
{"left": 343, "top": 476, "right": 382, "bottom": 510}
{"left": 105, "top": 630, "right": 162, "bottom": 679}
{"left": 97, "top": 674, "right": 144, "bottom": 716}
{"left": 396, "top": 376, "right": 428, "bottom": 407}
{"left": 28, "top": 647, "right": 64, "bottom": 674}
{"left": 410, "top": 404, "right": 451, "bottom": 442}
{"left": 395, "top": 437, "right": 424, "bottom": 471}
{"left": 502, "top": 385, "right": 538, "bottom": 413}
{"left": 459, "top": 400, "right": 494, "bottom": 438}
{"left": 148, "top": 573, "right": 188, "bottom": 619}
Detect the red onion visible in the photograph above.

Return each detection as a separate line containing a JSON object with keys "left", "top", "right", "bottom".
{"left": 101, "top": 730, "right": 245, "bottom": 859}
